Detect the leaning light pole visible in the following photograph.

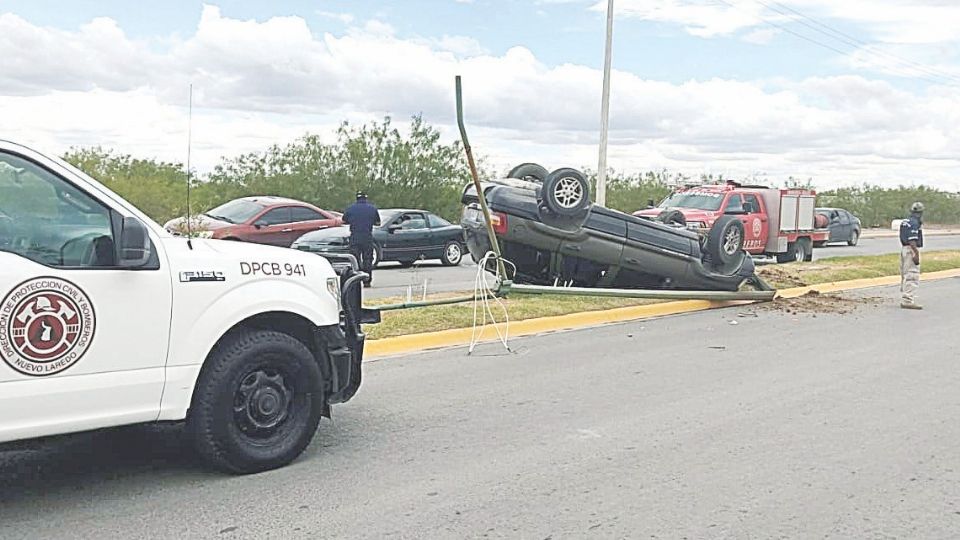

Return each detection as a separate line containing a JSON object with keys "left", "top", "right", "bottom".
{"left": 596, "top": 0, "right": 615, "bottom": 207}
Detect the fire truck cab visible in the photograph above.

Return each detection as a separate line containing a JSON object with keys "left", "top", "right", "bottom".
{"left": 635, "top": 181, "right": 829, "bottom": 263}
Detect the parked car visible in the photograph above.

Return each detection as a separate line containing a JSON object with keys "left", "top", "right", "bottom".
{"left": 815, "top": 207, "right": 861, "bottom": 246}
{"left": 163, "top": 196, "right": 342, "bottom": 247}
{"left": 292, "top": 209, "right": 466, "bottom": 267}
{"left": 460, "top": 164, "right": 758, "bottom": 291}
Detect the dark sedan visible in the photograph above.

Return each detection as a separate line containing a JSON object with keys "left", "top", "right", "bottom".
{"left": 292, "top": 209, "right": 466, "bottom": 267}
{"left": 815, "top": 207, "right": 861, "bottom": 246}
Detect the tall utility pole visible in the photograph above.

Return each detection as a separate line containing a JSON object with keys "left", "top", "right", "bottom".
{"left": 596, "top": 0, "right": 614, "bottom": 207}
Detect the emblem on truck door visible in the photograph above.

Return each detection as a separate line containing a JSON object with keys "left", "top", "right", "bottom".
{"left": 0, "top": 277, "right": 96, "bottom": 376}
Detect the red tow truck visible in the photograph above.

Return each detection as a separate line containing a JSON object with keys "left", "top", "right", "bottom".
{"left": 634, "top": 181, "right": 829, "bottom": 263}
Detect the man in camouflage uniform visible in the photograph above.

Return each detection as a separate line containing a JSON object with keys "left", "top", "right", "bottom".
{"left": 899, "top": 202, "right": 924, "bottom": 310}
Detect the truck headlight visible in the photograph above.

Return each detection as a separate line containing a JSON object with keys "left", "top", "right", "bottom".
{"left": 686, "top": 221, "right": 705, "bottom": 230}
{"left": 326, "top": 277, "right": 342, "bottom": 312}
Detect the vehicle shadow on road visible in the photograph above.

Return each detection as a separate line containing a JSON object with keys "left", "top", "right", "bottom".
{"left": 0, "top": 417, "right": 377, "bottom": 514}
{"left": 0, "top": 424, "right": 216, "bottom": 506}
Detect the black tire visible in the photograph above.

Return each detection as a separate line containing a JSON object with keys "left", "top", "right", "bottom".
{"left": 371, "top": 244, "right": 381, "bottom": 268}
{"left": 541, "top": 168, "right": 591, "bottom": 216}
{"left": 848, "top": 230, "right": 859, "bottom": 246}
{"left": 813, "top": 241, "right": 827, "bottom": 248}
{"left": 800, "top": 238, "right": 813, "bottom": 262}
{"left": 187, "top": 329, "right": 323, "bottom": 474}
{"left": 441, "top": 241, "right": 463, "bottom": 266}
{"left": 776, "top": 240, "right": 807, "bottom": 264}
{"left": 657, "top": 209, "right": 687, "bottom": 227}
{"left": 706, "top": 216, "right": 745, "bottom": 267}
{"left": 507, "top": 163, "right": 549, "bottom": 183}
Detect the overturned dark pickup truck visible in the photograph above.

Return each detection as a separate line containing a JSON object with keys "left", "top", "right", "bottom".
{"left": 460, "top": 164, "right": 758, "bottom": 292}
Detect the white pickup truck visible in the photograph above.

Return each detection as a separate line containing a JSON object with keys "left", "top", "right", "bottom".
{"left": 0, "top": 140, "right": 377, "bottom": 473}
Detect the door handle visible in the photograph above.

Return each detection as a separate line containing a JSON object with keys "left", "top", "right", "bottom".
{"left": 564, "top": 245, "right": 581, "bottom": 251}
{"left": 281, "top": 228, "right": 293, "bottom": 232}
{"left": 625, "top": 258, "right": 640, "bottom": 265}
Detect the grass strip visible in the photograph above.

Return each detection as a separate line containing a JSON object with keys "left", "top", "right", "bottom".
{"left": 364, "top": 250, "right": 960, "bottom": 340}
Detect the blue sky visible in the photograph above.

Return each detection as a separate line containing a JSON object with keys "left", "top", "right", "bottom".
{"left": 0, "top": 0, "right": 869, "bottom": 81}
{"left": 0, "top": 1, "right": 958, "bottom": 189}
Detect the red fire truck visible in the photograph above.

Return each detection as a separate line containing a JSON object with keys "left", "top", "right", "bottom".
{"left": 634, "top": 181, "right": 829, "bottom": 263}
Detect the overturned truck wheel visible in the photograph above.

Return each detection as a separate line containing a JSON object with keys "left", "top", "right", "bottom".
{"left": 706, "top": 216, "right": 745, "bottom": 268}
{"left": 657, "top": 209, "right": 687, "bottom": 227}
{"left": 542, "top": 168, "right": 591, "bottom": 217}
{"left": 507, "top": 163, "right": 549, "bottom": 183}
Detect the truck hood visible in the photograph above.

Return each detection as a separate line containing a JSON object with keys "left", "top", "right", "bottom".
{"left": 633, "top": 207, "right": 721, "bottom": 224}
{"left": 162, "top": 236, "right": 336, "bottom": 280}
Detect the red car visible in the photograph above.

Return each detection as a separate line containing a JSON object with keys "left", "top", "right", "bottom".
{"left": 164, "top": 196, "right": 343, "bottom": 247}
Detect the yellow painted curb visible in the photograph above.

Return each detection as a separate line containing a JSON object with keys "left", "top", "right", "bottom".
{"left": 775, "top": 267, "right": 960, "bottom": 298}
{"left": 365, "top": 267, "right": 960, "bottom": 359}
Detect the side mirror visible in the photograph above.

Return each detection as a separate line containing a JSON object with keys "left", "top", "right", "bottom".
{"left": 388, "top": 223, "right": 402, "bottom": 233}
{"left": 119, "top": 216, "right": 152, "bottom": 267}
{"left": 253, "top": 220, "right": 265, "bottom": 229}
{"left": 646, "top": 199, "right": 655, "bottom": 209}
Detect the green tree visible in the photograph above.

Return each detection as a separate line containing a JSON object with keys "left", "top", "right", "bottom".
{"left": 593, "top": 169, "right": 682, "bottom": 213}
{"left": 62, "top": 147, "right": 190, "bottom": 224}
{"left": 207, "top": 116, "right": 474, "bottom": 220}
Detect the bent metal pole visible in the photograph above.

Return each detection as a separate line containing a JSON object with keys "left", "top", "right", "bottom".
{"left": 455, "top": 75, "right": 507, "bottom": 279}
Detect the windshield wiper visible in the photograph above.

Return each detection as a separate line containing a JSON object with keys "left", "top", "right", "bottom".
{"left": 203, "top": 213, "right": 235, "bottom": 224}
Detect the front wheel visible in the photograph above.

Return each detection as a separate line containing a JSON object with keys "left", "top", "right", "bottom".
{"left": 441, "top": 242, "right": 463, "bottom": 266}
{"left": 848, "top": 230, "right": 859, "bottom": 246}
{"left": 187, "top": 329, "right": 323, "bottom": 474}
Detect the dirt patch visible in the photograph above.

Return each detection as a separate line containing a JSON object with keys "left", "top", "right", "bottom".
{"left": 756, "top": 266, "right": 808, "bottom": 288}
{"left": 755, "top": 290, "right": 886, "bottom": 316}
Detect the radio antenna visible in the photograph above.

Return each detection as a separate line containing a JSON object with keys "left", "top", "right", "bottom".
{"left": 185, "top": 83, "right": 194, "bottom": 250}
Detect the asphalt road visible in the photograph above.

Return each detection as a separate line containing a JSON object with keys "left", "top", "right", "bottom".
{"left": 2, "top": 278, "right": 959, "bottom": 538}
{"left": 812, "top": 233, "right": 960, "bottom": 260}
{"left": 365, "top": 233, "right": 960, "bottom": 299}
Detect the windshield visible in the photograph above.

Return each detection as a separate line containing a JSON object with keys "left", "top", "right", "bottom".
{"left": 204, "top": 199, "right": 264, "bottom": 224}
{"left": 378, "top": 210, "right": 399, "bottom": 223}
{"left": 659, "top": 191, "right": 724, "bottom": 211}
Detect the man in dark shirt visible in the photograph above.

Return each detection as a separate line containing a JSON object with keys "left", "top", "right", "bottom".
{"left": 899, "top": 202, "right": 924, "bottom": 309}
{"left": 343, "top": 191, "right": 380, "bottom": 287}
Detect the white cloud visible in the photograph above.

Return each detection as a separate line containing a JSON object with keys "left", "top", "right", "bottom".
{"left": 316, "top": 11, "right": 354, "bottom": 25}
{"left": 591, "top": 0, "right": 766, "bottom": 38}
{"left": 742, "top": 28, "right": 780, "bottom": 45}
{"left": 1, "top": 5, "right": 959, "bottom": 190}
{"left": 596, "top": 0, "right": 960, "bottom": 45}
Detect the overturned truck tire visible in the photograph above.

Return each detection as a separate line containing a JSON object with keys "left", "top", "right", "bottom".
{"left": 657, "top": 209, "right": 687, "bottom": 227}
{"left": 706, "top": 216, "right": 745, "bottom": 268}
{"left": 541, "top": 168, "right": 591, "bottom": 217}
{"left": 507, "top": 163, "right": 549, "bottom": 183}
